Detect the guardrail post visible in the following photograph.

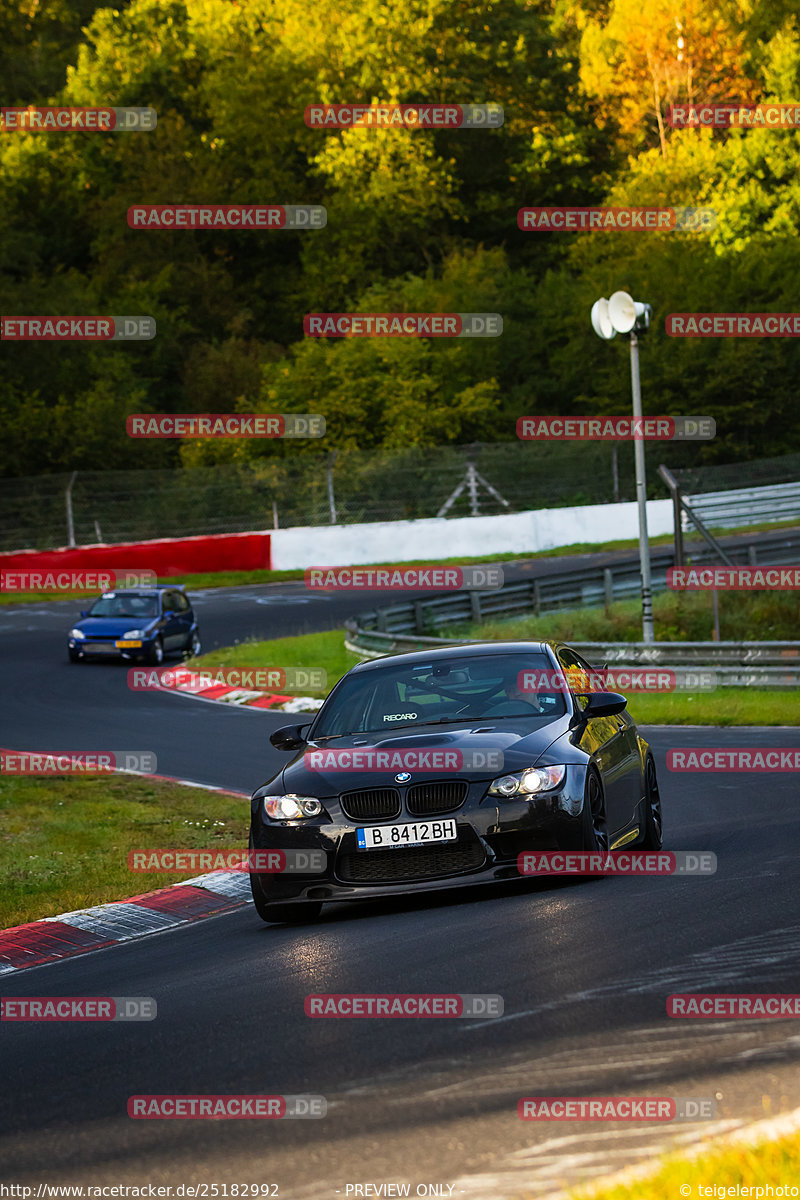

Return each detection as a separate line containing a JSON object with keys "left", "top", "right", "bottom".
{"left": 533, "top": 580, "right": 541, "bottom": 616}
{"left": 413, "top": 600, "right": 426, "bottom": 633}
{"left": 376, "top": 609, "right": 387, "bottom": 632}
{"left": 470, "top": 592, "right": 482, "bottom": 623}
{"left": 748, "top": 544, "right": 758, "bottom": 565}
{"left": 658, "top": 464, "right": 683, "bottom": 568}
{"left": 603, "top": 568, "right": 614, "bottom": 610}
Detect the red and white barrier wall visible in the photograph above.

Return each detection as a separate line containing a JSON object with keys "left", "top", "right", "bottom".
{"left": 1, "top": 500, "right": 673, "bottom": 577}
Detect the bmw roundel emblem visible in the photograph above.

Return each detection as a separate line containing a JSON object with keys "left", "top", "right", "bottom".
{"left": 395, "top": 772, "right": 412, "bottom": 783}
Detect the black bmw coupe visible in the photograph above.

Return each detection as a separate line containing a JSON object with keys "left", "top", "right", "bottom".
{"left": 249, "top": 641, "right": 662, "bottom": 923}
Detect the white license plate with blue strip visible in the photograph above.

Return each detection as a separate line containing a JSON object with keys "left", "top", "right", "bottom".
{"left": 356, "top": 818, "right": 458, "bottom": 850}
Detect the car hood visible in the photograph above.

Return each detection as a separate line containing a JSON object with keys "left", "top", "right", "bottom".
{"left": 268, "top": 716, "right": 581, "bottom": 796}
{"left": 72, "top": 617, "right": 156, "bottom": 636}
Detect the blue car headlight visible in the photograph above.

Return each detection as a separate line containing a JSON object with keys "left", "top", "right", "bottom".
{"left": 123, "top": 628, "right": 146, "bottom": 638}
{"left": 488, "top": 765, "right": 566, "bottom": 797}
{"left": 69, "top": 628, "right": 86, "bottom": 640}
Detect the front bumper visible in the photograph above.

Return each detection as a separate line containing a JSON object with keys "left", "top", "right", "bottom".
{"left": 69, "top": 637, "right": 152, "bottom": 657}
{"left": 250, "top": 770, "right": 589, "bottom": 906}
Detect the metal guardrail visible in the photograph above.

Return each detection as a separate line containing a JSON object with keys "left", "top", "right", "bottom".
{"left": 343, "top": 630, "right": 800, "bottom": 686}
{"left": 348, "top": 529, "right": 800, "bottom": 639}
{"left": 684, "top": 481, "right": 800, "bottom": 530}
{"left": 571, "top": 641, "right": 800, "bottom": 665}
{"left": 571, "top": 642, "right": 800, "bottom": 688}
{"left": 343, "top": 530, "right": 800, "bottom": 686}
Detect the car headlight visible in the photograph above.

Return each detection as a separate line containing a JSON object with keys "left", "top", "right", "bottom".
{"left": 69, "top": 628, "right": 85, "bottom": 640}
{"left": 263, "top": 794, "right": 322, "bottom": 820}
{"left": 488, "top": 765, "right": 566, "bottom": 797}
{"left": 123, "top": 629, "right": 144, "bottom": 638}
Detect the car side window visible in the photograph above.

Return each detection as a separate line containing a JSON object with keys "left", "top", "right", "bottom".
{"left": 557, "top": 649, "right": 590, "bottom": 711}
{"left": 162, "top": 593, "right": 176, "bottom": 613}
{"left": 174, "top": 592, "right": 190, "bottom": 612}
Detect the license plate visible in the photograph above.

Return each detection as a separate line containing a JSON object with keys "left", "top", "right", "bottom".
{"left": 115, "top": 639, "right": 142, "bottom": 648}
{"left": 356, "top": 818, "right": 457, "bottom": 850}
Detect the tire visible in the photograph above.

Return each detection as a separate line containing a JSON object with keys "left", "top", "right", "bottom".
{"left": 249, "top": 871, "right": 322, "bottom": 925}
{"left": 638, "top": 756, "right": 663, "bottom": 850}
{"left": 581, "top": 769, "right": 609, "bottom": 853}
{"left": 145, "top": 636, "right": 164, "bottom": 665}
{"left": 575, "top": 770, "right": 609, "bottom": 878}
{"left": 68, "top": 648, "right": 82, "bottom": 663}
{"left": 183, "top": 630, "right": 201, "bottom": 659}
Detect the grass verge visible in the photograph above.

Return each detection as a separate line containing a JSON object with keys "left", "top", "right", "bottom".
{"left": 452, "top": 590, "right": 800, "bottom": 643}
{"left": 0, "top": 774, "right": 251, "bottom": 929}
{"left": 568, "top": 1125, "right": 800, "bottom": 1200}
{"left": 192, "top": 630, "right": 360, "bottom": 699}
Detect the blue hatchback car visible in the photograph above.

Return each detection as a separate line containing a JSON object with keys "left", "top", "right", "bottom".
{"left": 68, "top": 585, "right": 201, "bottom": 665}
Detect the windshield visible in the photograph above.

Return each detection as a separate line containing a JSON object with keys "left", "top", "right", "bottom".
{"left": 88, "top": 594, "right": 159, "bottom": 619}
{"left": 311, "top": 653, "right": 567, "bottom": 738}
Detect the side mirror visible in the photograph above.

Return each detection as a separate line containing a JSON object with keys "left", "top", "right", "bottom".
{"left": 269, "top": 723, "right": 309, "bottom": 751}
{"left": 80, "top": 610, "right": 89, "bottom": 618}
{"left": 581, "top": 691, "right": 627, "bottom": 719}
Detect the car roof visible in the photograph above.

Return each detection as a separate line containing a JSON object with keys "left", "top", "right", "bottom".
{"left": 350, "top": 641, "right": 555, "bottom": 673}
{"left": 98, "top": 585, "right": 185, "bottom": 596}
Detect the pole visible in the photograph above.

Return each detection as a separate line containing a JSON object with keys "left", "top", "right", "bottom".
{"left": 327, "top": 451, "right": 338, "bottom": 524}
{"left": 711, "top": 589, "right": 720, "bottom": 641}
{"left": 66, "top": 471, "right": 78, "bottom": 548}
{"left": 629, "top": 333, "right": 654, "bottom": 642}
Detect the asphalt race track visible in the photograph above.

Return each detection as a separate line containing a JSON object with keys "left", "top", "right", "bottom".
{"left": 2, "top": 576, "right": 800, "bottom": 1196}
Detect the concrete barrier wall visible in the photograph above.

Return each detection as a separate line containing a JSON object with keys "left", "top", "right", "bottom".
{"left": 270, "top": 500, "right": 673, "bottom": 570}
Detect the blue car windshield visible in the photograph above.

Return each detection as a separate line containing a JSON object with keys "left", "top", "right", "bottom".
{"left": 311, "top": 653, "right": 567, "bottom": 737}
{"left": 88, "top": 595, "right": 158, "bottom": 618}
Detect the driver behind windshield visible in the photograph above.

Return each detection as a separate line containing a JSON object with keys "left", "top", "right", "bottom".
{"left": 484, "top": 673, "right": 544, "bottom": 716}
